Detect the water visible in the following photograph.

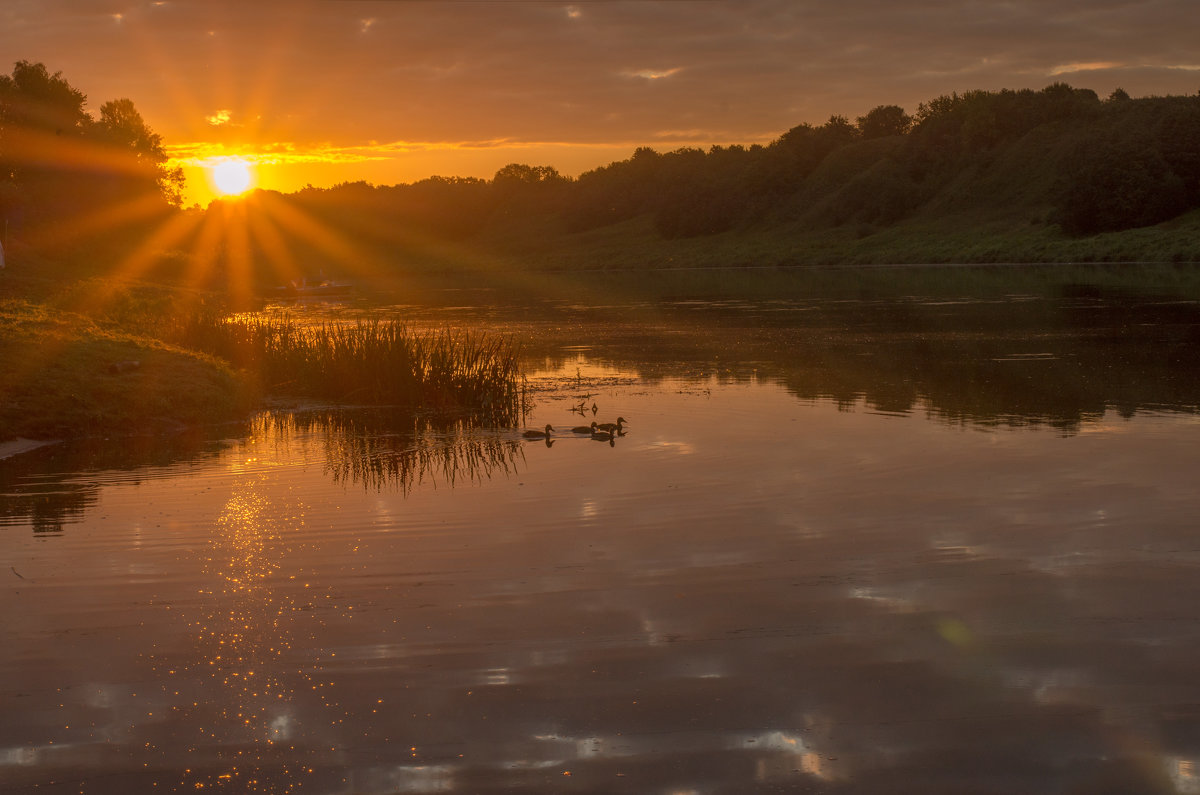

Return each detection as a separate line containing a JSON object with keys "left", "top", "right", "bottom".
{"left": 4, "top": 280, "right": 1200, "bottom": 793}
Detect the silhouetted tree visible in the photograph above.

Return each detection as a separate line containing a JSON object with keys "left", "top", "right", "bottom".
{"left": 94, "top": 98, "right": 183, "bottom": 207}
{"left": 856, "top": 105, "right": 912, "bottom": 139}
{"left": 0, "top": 61, "right": 91, "bottom": 225}
{"left": 491, "top": 163, "right": 569, "bottom": 217}
{"left": 0, "top": 60, "right": 183, "bottom": 239}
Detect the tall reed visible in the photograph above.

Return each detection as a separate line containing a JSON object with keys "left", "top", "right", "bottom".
{"left": 190, "top": 315, "right": 522, "bottom": 424}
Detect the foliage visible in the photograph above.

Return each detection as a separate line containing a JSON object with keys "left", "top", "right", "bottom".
{"left": 0, "top": 60, "right": 180, "bottom": 248}
{"left": 1057, "top": 130, "right": 1188, "bottom": 236}
{"left": 159, "top": 78, "right": 1200, "bottom": 269}
{"left": 857, "top": 105, "right": 912, "bottom": 139}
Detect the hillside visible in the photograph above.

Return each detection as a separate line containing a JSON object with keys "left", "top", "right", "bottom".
{"left": 169, "top": 84, "right": 1200, "bottom": 282}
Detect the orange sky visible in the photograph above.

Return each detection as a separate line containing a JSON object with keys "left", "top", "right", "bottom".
{"left": 4, "top": 0, "right": 1199, "bottom": 206}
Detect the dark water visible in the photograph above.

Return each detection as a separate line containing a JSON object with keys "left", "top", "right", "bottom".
{"left": 4, "top": 280, "right": 1200, "bottom": 793}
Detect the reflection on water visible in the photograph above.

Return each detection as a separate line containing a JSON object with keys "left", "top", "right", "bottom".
{"left": 5, "top": 283, "right": 1200, "bottom": 793}
{"left": 262, "top": 410, "right": 525, "bottom": 494}
{"left": 175, "top": 468, "right": 308, "bottom": 792}
{"left": 345, "top": 283, "right": 1200, "bottom": 433}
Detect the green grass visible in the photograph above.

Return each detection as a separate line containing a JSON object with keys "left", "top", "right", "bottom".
{"left": 6, "top": 199, "right": 1200, "bottom": 443}
{"left": 0, "top": 272, "right": 526, "bottom": 440}
{"left": 458, "top": 203, "right": 1200, "bottom": 276}
{"left": 0, "top": 298, "right": 255, "bottom": 439}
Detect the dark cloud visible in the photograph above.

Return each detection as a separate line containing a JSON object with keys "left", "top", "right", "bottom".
{"left": 2, "top": 1, "right": 1195, "bottom": 155}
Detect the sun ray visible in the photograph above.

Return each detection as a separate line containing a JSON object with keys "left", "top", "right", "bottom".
{"left": 56, "top": 212, "right": 204, "bottom": 317}
{"left": 245, "top": 203, "right": 304, "bottom": 288}
{"left": 251, "top": 196, "right": 381, "bottom": 281}
{"left": 183, "top": 208, "right": 234, "bottom": 291}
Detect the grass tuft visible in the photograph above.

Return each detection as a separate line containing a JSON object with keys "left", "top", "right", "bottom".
{"left": 200, "top": 315, "right": 523, "bottom": 424}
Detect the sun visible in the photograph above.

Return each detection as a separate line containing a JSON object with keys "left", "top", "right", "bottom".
{"left": 210, "top": 158, "right": 255, "bottom": 196}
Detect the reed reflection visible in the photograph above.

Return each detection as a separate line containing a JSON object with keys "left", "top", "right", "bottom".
{"left": 322, "top": 283, "right": 1200, "bottom": 434}
{"left": 161, "top": 412, "right": 533, "bottom": 791}
{"left": 258, "top": 410, "right": 525, "bottom": 494}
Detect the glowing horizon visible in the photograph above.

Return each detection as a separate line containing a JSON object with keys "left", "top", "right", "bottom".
{"left": 14, "top": 1, "right": 1198, "bottom": 208}
{"left": 166, "top": 136, "right": 770, "bottom": 207}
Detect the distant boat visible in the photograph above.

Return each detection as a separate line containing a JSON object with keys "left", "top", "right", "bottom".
{"left": 266, "top": 279, "right": 353, "bottom": 300}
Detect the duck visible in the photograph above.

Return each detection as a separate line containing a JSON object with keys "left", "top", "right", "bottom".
{"left": 595, "top": 417, "right": 628, "bottom": 433}
{"left": 570, "top": 422, "right": 599, "bottom": 434}
{"left": 522, "top": 424, "right": 554, "bottom": 439}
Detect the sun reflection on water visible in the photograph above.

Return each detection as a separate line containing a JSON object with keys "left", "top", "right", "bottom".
{"left": 173, "top": 433, "right": 325, "bottom": 792}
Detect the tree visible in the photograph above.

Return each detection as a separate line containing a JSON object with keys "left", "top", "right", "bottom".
{"left": 0, "top": 61, "right": 91, "bottom": 223}
{"left": 0, "top": 61, "right": 184, "bottom": 235}
{"left": 856, "top": 105, "right": 912, "bottom": 139}
{"left": 0, "top": 60, "right": 88, "bottom": 140}
{"left": 95, "top": 98, "right": 184, "bottom": 207}
{"left": 491, "top": 163, "right": 569, "bottom": 216}
{"left": 1157, "top": 102, "right": 1200, "bottom": 202}
{"left": 816, "top": 115, "right": 859, "bottom": 149}
{"left": 493, "top": 163, "right": 567, "bottom": 187}
{"left": 1058, "top": 131, "right": 1187, "bottom": 235}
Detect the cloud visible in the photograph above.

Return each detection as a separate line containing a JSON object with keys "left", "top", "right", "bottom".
{"left": 1048, "top": 61, "right": 1123, "bottom": 76}
{"left": 7, "top": 0, "right": 1200, "bottom": 178}
{"left": 623, "top": 67, "right": 683, "bottom": 81}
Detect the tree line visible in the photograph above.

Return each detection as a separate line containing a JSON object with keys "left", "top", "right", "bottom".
{"left": 270, "top": 83, "right": 1200, "bottom": 244}
{"left": 4, "top": 59, "right": 1199, "bottom": 262}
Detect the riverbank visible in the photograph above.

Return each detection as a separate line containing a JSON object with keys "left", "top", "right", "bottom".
{"left": 4, "top": 252, "right": 1200, "bottom": 445}
{"left": 466, "top": 205, "right": 1200, "bottom": 273}
{"left": 0, "top": 270, "right": 523, "bottom": 443}
{"left": 0, "top": 297, "right": 256, "bottom": 442}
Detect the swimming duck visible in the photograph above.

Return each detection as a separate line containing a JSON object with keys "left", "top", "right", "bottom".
{"left": 595, "top": 417, "right": 628, "bottom": 433}
{"left": 523, "top": 424, "right": 554, "bottom": 439}
{"left": 571, "top": 422, "right": 599, "bottom": 434}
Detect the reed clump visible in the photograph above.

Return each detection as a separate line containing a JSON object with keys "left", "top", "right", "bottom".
{"left": 213, "top": 316, "right": 523, "bottom": 422}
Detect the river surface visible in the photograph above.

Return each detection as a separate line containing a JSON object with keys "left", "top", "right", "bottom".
{"left": 4, "top": 273, "right": 1200, "bottom": 794}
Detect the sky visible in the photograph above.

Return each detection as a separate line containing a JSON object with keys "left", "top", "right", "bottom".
{"left": 3, "top": 0, "right": 1198, "bottom": 206}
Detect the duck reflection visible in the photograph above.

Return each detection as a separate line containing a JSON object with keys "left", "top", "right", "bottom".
{"left": 516, "top": 285, "right": 1200, "bottom": 434}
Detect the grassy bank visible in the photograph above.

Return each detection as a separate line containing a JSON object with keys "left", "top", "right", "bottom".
{"left": 0, "top": 298, "right": 255, "bottom": 439}
{"left": 5, "top": 231, "right": 1199, "bottom": 443}
{"left": 0, "top": 272, "right": 525, "bottom": 441}
{"left": 465, "top": 205, "right": 1200, "bottom": 274}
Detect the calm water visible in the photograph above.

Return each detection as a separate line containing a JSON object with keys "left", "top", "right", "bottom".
{"left": 4, "top": 279, "right": 1200, "bottom": 794}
